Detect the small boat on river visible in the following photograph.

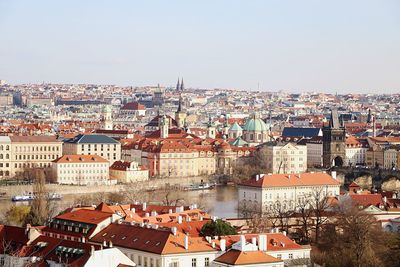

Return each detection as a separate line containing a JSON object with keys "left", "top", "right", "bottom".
{"left": 11, "top": 192, "right": 62, "bottom": 202}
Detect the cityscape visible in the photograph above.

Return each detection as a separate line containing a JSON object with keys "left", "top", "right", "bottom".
{"left": 0, "top": 1, "right": 400, "bottom": 267}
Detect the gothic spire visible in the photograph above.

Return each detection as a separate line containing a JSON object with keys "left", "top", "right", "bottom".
{"left": 329, "top": 109, "right": 341, "bottom": 128}
{"left": 177, "top": 95, "right": 182, "bottom": 112}
{"left": 176, "top": 78, "right": 180, "bottom": 91}
{"left": 180, "top": 78, "right": 184, "bottom": 91}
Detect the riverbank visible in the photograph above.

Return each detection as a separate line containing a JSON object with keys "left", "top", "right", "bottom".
{"left": 0, "top": 175, "right": 214, "bottom": 200}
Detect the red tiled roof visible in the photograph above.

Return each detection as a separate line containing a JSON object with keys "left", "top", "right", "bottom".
{"left": 239, "top": 172, "right": 340, "bottom": 188}
{"left": 214, "top": 250, "right": 282, "bottom": 265}
{"left": 121, "top": 102, "right": 145, "bottom": 110}
{"left": 53, "top": 155, "right": 109, "bottom": 164}
{"left": 55, "top": 209, "right": 114, "bottom": 225}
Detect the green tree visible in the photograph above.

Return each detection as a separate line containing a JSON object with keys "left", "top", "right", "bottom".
{"left": 200, "top": 219, "right": 237, "bottom": 237}
{"left": 5, "top": 205, "right": 31, "bottom": 226}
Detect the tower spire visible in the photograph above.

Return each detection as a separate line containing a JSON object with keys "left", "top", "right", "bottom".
{"left": 177, "top": 95, "right": 182, "bottom": 112}
{"left": 176, "top": 78, "right": 180, "bottom": 91}
{"left": 180, "top": 78, "right": 184, "bottom": 91}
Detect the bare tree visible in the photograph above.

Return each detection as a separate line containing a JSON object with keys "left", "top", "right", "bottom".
{"left": 296, "top": 197, "right": 313, "bottom": 244}
{"left": 309, "top": 188, "right": 330, "bottom": 243}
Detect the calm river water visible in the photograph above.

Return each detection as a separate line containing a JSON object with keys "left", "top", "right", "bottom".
{"left": 0, "top": 185, "right": 238, "bottom": 219}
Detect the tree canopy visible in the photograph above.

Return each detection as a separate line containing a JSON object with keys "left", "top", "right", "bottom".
{"left": 200, "top": 219, "right": 237, "bottom": 237}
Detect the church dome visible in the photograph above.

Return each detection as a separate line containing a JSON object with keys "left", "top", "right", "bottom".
{"left": 243, "top": 114, "right": 268, "bottom": 132}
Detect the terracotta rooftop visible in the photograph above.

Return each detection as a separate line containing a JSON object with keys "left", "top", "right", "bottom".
{"left": 239, "top": 172, "right": 340, "bottom": 188}
{"left": 53, "top": 154, "right": 109, "bottom": 164}
{"left": 214, "top": 250, "right": 282, "bottom": 265}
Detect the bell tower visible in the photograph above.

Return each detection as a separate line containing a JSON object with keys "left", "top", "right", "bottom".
{"left": 175, "top": 95, "right": 187, "bottom": 129}
{"left": 323, "top": 109, "right": 346, "bottom": 168}
{"left": 102, "top": 105, "right": 113, "bottom": 130}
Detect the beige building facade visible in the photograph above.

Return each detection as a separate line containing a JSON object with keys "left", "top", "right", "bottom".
{"left": 52, "top": 155, "right": 111, "bottom": 185}
{"left": 63, "top": 134, "right": 121, "bottom": 164}
{"left": 0, "top": 136, "right": 62, "bottom": 179}
{"left": 261, "top": 142, "right": 307, "bottom": 174}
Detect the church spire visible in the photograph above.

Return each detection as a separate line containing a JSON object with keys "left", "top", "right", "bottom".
{"left": 176, "top": 78, "right": 180, "bottom": 91}
{"left": 180, "top": 78, "right": 184, "bottom": 91}
{"left": 177, "top": 95, "right": 182, "bottom": 112}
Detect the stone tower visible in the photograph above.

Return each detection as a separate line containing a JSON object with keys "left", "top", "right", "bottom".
{"left": 175, "top": 95, "right": 187, "bottom": 129}
{"left": 323, "top": 109, "right": 346, "bottom": 168}
{"left": 206, "top": 116, "right": 216, "bottom": 139}
{"left": 102, "top": 105, "right": 113, "bottom": 130}
{"left": 159, "top": 115, "right": 169, "bottom": 138}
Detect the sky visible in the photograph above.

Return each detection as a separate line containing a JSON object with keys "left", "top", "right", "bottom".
{"left": 0, "top": 0, "right": 399, "bottom": 93}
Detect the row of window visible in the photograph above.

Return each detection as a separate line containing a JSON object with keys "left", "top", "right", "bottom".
{"left": 13, "top": 145, "right": 60, "bottom": 152}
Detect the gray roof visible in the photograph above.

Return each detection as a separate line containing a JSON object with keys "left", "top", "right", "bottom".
{"left": 329, "top": 109, "right": 341, "bottom": 129}
{"left": 282, "top": 127, "right": 322, "bottom": 138}
{"left": 64, "top": 134, "right": 119, "bottom": 144}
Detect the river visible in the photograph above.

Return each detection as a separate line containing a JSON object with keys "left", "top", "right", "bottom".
{"left": 0, "top": 185, "right": 238, "bottom": 219}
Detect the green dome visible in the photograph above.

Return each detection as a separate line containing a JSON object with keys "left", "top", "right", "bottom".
{"left": 243, "top": 114, "right": 268, "bottom": 132}
{"left": 229, "top": 122, "right": 242, "bottom": 131}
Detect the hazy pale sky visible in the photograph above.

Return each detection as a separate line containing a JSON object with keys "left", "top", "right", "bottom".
{"left": 0, "top": 0, "right": 399, "bottom": 93}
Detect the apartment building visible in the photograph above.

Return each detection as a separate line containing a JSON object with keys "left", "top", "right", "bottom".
{"left": 238, "top": 172, "right": 340, "bottom": 214}
{"left": 0, "top": 136, "right": 62, "bottom": 179}
{"left": 52, "top": 154, "right": 111, "bottom": 185}
{"left": 109, "top": 160, "right": 149, "bottom": 183}
{"left": 63, "top": 134, "right": 121, "bottom": 164}
{"left": 260, "top": 142, "right": 307, "bottom": 174}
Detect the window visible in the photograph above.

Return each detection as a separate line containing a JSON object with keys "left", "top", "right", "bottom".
{"left": 144, "top": 257, "right": 148, "bottom": 267}
{"left": 156, "top": 259, "right": 160, "bottom": 267}
{"left": 191, "top": 258, "right": 197, "bottom": 267}
{"left": 138, "top": 256, "right": 142, "bottom": 265}
{"left": 277, "top": 254, "right": 282, "bottom": 259}
{"left": 205, "top": 257, "right": 210, "bottom": 267}
{"left": 169, "top": 261, "right": 179, "bottom": 267}
{"left": 289, "top": 253, "right": 293, "bottom": 259}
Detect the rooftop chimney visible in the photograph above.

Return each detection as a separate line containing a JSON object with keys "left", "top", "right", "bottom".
{"left": 220, "top": 239, "right": 226, "bottom": 251}
{"left": 169, "top": 209, "right": 173, "bottom": 214}
{"left": 331, "top": 171, "right": 337, "bottom": 180}
{"left": 184, "top": 235, "right": 189, "bottom": 250}
{"left": 240, "top": 235, "right": 246, "bottom": 251}
{"left": 177, "top": 215, "right": 182, "bottom": 224}
{"left": 90, "top": 246, "right": 95, "bottom": 255}
{"left": 171, "top": 227, "right": 177, "bottom": 235}
{"left": 256, "top": 174, "right": 259, "bottom": 181}
{"left": 109, "top": 240, "right": 113, "bottom": 248}
{"left": 81, "top": 237, "right": 86, "bottom": 243}
{"left": 142, "top": 202, "right": 147, "bottom": 211}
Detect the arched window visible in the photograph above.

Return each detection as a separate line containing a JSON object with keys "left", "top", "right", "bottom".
{"left": 0, "top": 145, "right": 3, "bottom": 150}
{"left": 0, "top": 154, "right": 3, "bottom": 159}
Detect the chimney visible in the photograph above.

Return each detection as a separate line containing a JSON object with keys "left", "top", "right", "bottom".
{"left": 383, "top": 196, "right": 387, "bottom": 204}
{"left": 109, "top": 240, "right": 113, "bottom": 248}
{"left": 169, "top": 209, "right": 173, "bottom": 214}
{"left": 258, "top": 234, "right": 267, "bottom": 251}
{"left": 171, "top": 227, "right": 177, "bottom": 235}
{"left": 90, "top": 245, "right": 95, "bottom": 255}
{"left": 240, "top": 235, "right": 246, "bottom": 251}
{"left": 151, "top": 211, "right": 157, "bottom": 216}
{"left": 212, "top": 242, "right": 215, "bottom": 248}
{"left": 331, "top": 171, "right": 337, "bottom": 180}
{"left": 131, "top": 208, "right": 136, "bottom": 213}
{"left": 177, "top": 215, "right": 182, "bottom": 224}
{"left": 103, "top": 240, "right": 107, "bottom": 247}
{"left": 184, "top": 235, "right": 189, "bottom": 250}
{"left": 142, "top": 202, "right": 147, "bottom": 211}
{"left": 145, "top": 212, "right": 149, "bottom": 217}
{"left": 220, "top": 239, "right": 226, "bottom": 251}
{"left": 255, "top": 174, "right": 259, "bottom": 181}
{"left": 81, "top": 237, "right": 86, "bottom": 243}
{"left": 282, "top": 231, "right": 287, "bottom": 236}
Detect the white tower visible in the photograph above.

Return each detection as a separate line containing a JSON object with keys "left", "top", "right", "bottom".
{"left": 159, "top": 115, "right": 169, "bottom": 138}
{"left": 102, "top": 105, "right": 113, "bottom": 130}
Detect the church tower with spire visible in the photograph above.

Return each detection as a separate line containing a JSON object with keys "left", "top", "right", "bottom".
{"left": 176, "top": 78, "right": 180, "bottom": 91}
{"left": 180, "top": 78, "right": 184, "bottom": 91}
{"left": 175, "top": 95, "right": 187, "bottom": 129}
{"left": 323, "top": 109, "right": 346, "bottom": 168}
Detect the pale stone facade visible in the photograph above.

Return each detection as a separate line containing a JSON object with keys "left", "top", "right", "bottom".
{"left": 261, "top": 142, "right": 307, "bottom": 174}
{"left": 51, "top": 155, "right": 111, "bottom": 185}
{"left": 238, "top": 172, "right": 340, "bottom": 214}
{"left": 0, "top": 136, "right": 62, "bottom": 179}
{"left": 63, "top": 134, "right": 121, "bottom": 164}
